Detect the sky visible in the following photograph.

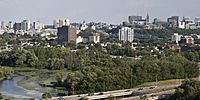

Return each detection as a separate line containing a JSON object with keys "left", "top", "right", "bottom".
{"left": 0, "top": 0, "right": 200, "bottom": 24}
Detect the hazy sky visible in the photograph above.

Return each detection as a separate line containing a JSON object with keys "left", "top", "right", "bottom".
{"left": 0, "top": 0, "right": 199, "bottom": 24}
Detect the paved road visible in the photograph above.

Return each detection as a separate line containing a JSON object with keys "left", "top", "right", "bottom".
{"left": 121, "top": 89, "right": 175, "bottom": 100}
{"left": 51, "top": 84, "right": 179, "bottom": 100}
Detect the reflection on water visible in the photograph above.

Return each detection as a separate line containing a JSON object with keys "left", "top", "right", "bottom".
{"left": 0, "top": 75, "right": 42, "bottom": 99}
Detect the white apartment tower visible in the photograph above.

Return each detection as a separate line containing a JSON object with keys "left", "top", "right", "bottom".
{"left": 53, "top": 19, "right": 70, "bottom": 28}
{"left": 119, "top": 27, "right": 134, "bottom": 42}
{"left": 33, "top": 21, "right": 44, "bottom": 32}
{"left": 21, "top": 20, "right": 31, "bottom": 31}
{"left": 171, "top": 33, "right": 182, "bottom": 43}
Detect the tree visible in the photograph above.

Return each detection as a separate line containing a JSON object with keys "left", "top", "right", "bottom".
{"left": 29, "top": 98, "right": 35, "bottom": 100}
{"left": 48, "top": 58, "right": 65, "bottom": 70}
{"left": 139, "top": 95, "right": 148, "bottom": 100}
{"left": 0, "top": 93, "right": 3, "bottom": 100}
{"left": 42, "top": 92, "right": 52, "bottom": 100}
{"left": 169, "top": 80, "right": 200, "bottom": 100}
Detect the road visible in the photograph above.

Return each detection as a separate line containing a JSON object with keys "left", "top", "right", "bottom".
{"left": 51, "top": 84, "right": 179, "bottom": 100}
{"left": 121, "top": 89, "right": 175, "bottom": 100}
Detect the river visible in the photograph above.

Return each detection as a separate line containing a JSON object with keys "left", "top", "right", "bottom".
{"left": 0, "top": 75, "right": 43, "bottom": 100}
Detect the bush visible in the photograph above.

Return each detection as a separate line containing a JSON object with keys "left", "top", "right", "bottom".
{"left": 42, "top": 92, "right": 52, "bottom": 99}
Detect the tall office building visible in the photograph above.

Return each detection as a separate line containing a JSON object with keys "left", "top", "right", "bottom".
{"left": 167, "top": 16, "right": 179, "bottom": 28}
{"left": 21, "top": 20, "right": 31, "bottom": 31}
{"left": 53, "top": 19, "right": 59, "bottom": 28}
{"left": 119, "top": 27, "right": 134, "bottom": 42}
{"left": 194, "top": 17, "right": 200, "bottom": 26}
{"left": 57, "top": 25, "right": 77, "bottom": 43}
{"left": 1, "top": 21, "right": 5, "bottom": 29}
{"left": 33, "top": 21, "right": 44, "bottom": 31}
{"left": 13, "top": 23, "right": 22, "bottom": 32}
{"left": 53, "top": 19, "right": 70, "bottom": 28}
{"left": 128, "top": 16, "right": 142, "bottom": 24}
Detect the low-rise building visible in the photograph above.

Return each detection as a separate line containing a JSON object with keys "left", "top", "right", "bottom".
{"left": 181, "top": 36, "right": 194, "bottom": 44}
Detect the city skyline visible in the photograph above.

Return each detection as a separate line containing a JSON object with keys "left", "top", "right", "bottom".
{"left": 0, "top": 0, "right": 200, "bottom": 24}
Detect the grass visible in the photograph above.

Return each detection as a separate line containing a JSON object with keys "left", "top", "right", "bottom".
{"left": 136, "top": 79, "right": 184, "bottom": 88}
{"left": 12, "top": 67, "right": 37, "bottom": 72}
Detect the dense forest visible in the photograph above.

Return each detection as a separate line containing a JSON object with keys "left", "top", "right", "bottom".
{"left": 167, "top": 80, "right": 200, "bottom": 100}
{"left": 0, "top": 29, "right": 200, "bottom": 95}
{"left": 0, "top": 46, "right": 198, "bottom": 94}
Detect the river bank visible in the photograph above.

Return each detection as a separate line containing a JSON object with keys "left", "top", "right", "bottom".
{"left": 0, "top": 75, "right": 42, "bottom": 99}
{"left": 0, "top": 67, "right": 14, "bottom": 81}
{"left": 0, "top": 67, "right": 70, "bottom": 98}
{"left": 16, "top": 69, "right": 58, "bottom": 96}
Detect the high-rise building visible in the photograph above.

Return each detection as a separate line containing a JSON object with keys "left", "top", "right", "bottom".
{"left": 1, "top": 21, "right": 5, "bottom": 29}
{"left": 53, "top": 19, "right": 59, "bottom": 28}
{"left": 21, "top": 20, "right": 31, "bottom": 31}
{"left": 179, "top": 21, "right": 186, "bottom": 29}
{"left": 167, "top": 16, "right": 179, "bottom": 28}
{"left": 53, "top": 19, "right": 70, "bottom": 28}
{"left": 33, "top": 21, "right": 44, "bottom": 31}
{"left": 8, "top": 21, "right": 13, "bottom": 29}
{"left": 57, "top": 26, "right": 77, "bottom": 43}
{"left": 194, "top": 17, "right": 200, "bottom": 27}
{"left": 80, "top": 21, "right": 88, "bottom": 30}
{"left": 128, "top": 16, "right": 142, "bottom": 24}
{"left": 119, "top": 27, "right": 134, "bottom": 42}
{"left": 146, "top": 13, "right": 150, "bottom": 24}
{"left": 171, "top": 33, "right": 182, "bottom": 43}
{"left": 13, "top": 23, "right": 22, "bottom": 32}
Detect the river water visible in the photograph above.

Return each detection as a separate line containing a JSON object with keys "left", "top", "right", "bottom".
{"left": 0, "top": 75, "right": 42, "bottom": 100}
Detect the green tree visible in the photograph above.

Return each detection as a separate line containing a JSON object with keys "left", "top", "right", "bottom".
{"left": 42, "top": 92, "right": 52, "bottom": 100}
{"left": 169, "top": 80, "right": 200, "bottom": 100}
{"left": 0, "top": 93, "right": 3, "bottom": 100}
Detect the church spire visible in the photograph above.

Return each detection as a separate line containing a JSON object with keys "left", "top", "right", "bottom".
{"left": 146, "top": 12, "right": 150, "bottom": 23}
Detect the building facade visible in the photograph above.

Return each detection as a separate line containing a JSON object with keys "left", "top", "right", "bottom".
{"left": 21, "top": 20, "right": 31, "bottom": 31}
{"left": 119, "top": 27, "right": 134, "bottom": 42}
{"left": 53, "top": 19, "right": 70, "bottom": 28}
{"left": 167, "top": 16, "right": 179, "bottom": 28}
{"left": 171, "top": 33, "right": 182, "bottom": 43}
{"left": 57, "top": 26, "right": 77, "bottom": 43}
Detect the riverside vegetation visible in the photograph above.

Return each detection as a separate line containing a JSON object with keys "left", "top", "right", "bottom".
{"left": 0, "top": 29, "right": 200, "bottom": 96}
{"left": 0, "top": 45, "right": 199, "bottom": 95}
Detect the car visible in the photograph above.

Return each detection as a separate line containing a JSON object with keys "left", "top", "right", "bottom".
{"left": 131, "top": 91, "right": 145, "bottom": 96}
{"left": 138, "top": 88, "right": 143, "bottom": 91}
{"left": 125, "top": 90, "right": 132, "bottom": 92}
{"left": 98, "top": 92, "right": 104, "bottom": 95}
{"left": 88, "top": 93, "right": 94, "bottom": 96}
{"left": 149, "top": 86, "right": 157, "bottom": 89}
{"left": 149, "top": 87, "right": 155, "bottom": 89}
{"left": 151, "top": 94, "right": 156, "bottom": 97}
{"left": 57, "top": 97, "right": 65, "bottom": 100}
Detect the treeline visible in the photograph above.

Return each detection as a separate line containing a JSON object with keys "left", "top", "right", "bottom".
{"left": 167, "top": 80, "right": 200, "bottom": 100}
{"left": 53, "top": 48, "right": 198, "bottom": 94}
{"left": 135, "top": 28, "right": 200, "bottom": 39}
{"left": 0, "top": 46, "right": 199, "bottom": 94}
{"left": 182, "top": 50, "right": 200, "bottom": 62}
{"left": 0, "top": 47, "right": 80, "bottom": 70}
